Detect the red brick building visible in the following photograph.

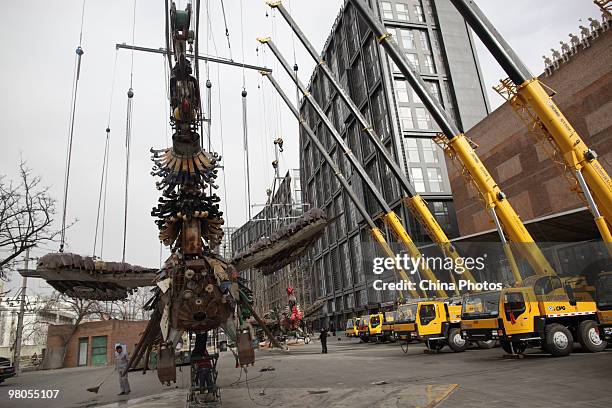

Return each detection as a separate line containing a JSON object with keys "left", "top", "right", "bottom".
{"left": 45, "top": 320, "right": 148, "bottom": 369}
{"left": 450, "top": 28, "right": 611, "bottom": 237}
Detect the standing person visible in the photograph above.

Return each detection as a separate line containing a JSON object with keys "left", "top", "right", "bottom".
{"left": 114, "top": 345, "right": 131, "bottom": 395}
{"left": 319, "top": 328, "right": 328, "bottom": 354}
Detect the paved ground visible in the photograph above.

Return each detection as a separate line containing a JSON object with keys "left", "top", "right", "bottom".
{"left": 1, "top": 336, "right": 610, "bottom": 407}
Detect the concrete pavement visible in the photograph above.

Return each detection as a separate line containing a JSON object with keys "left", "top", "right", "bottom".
{"left": 0, "top": 337, "right": 610, "bottom": 407}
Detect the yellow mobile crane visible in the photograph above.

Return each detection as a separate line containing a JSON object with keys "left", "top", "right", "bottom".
{"left": 348, "top": 0, "right": 608, "bottom": 356}
{"left": 450, "top": 0, "right": 612, "bottom": 356}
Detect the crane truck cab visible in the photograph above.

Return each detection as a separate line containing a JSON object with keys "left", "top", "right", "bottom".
{"left": 460, "top": 290, "right": 501, "bottom": 346}
{"left": 596, "top": 271, "right": 612, "bottom": 341}
{"left": 381, "top": 311, "right": 396, "bottom": 341}
{"left": 416, "top": 298, "right": 467, "bottom": 352}
{"left": 345, "top": 318, "right": 357, "bottom": 337}
{"left": 368, "top": 313, "right": 384, "bottom": 339}
{"left": 499, "top": 274, "right": 606, "bottom": 356}
{"left": 357, "top": 315, "right": 371, "bottom": 342}
{"left": 393, "top": 302, "right": 419, "bottom": 342}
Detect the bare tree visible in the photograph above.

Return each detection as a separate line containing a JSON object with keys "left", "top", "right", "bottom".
{"left": 46, "top": 292, "right": 102, "bottom": 364}
{"left": 0, "top": 161, "right": 60, "bottom": 278}
{"left": 110, "top": 288, "right": 153, "bottom": 321}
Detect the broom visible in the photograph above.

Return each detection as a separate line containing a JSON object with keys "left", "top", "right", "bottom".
{"left": 86, "top": 368, "right": 115, "bottom": 393}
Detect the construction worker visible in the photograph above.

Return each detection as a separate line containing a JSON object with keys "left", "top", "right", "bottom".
{"left": 114, "top": 345, "right": 131, "bottom": 395}
{"left": 319, "top": 328, "right": 328, "bottom": 354}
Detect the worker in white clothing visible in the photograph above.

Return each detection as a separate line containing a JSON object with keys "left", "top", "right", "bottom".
{"left": 114, "top": 345, "right": 131, "bottom": 395}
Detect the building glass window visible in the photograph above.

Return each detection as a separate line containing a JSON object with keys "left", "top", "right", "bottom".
{"left": 432, "top": 201, "right": 451, "bottom": 229}
{"left": 372, "top": 90, "right": 390, "bottom": 139}
{"left": 415, "top": 107, "right": 431, "bottom": 129}
{"left": 394, "top": 79, "right": 410, "bottom": 103}
{"left": 405, "top": 53, "right": 418, "bottom": 69}
{"left": 410, "top": 167, "right": 425, "bottom": 191}
{"left": 399, "top": 106, "right": 413, "bottom": 130}
{"left": 397, "top": 28, "right": 415, "bottom": 50}
{"left": 427, "top": 167, "right": 443, "bottom": 192}
{"left": 364, "top": 39, "right": 380, "bottom": 89}
{"left": 415, "top": 4, "right": 425, "bottom": 22}
{"left": 381, "top": 1, "right": 394, "bottom": 19}
{"left": 422, "top": 138, "right": 438, "bottom": 163}
{"left": 423, "top": 54, "right": 436, "bottom": 74}
{"left": 396, "top": 3, "right": 409, "bottom": 21}
{"left": 418, "top": 30, "right": 430, "bottom": 52}
{"left": 406, "top": 138, "right": 420, "bottom": 162}
{"left": 351, "top": 235, "right": 364, "bottom": 283}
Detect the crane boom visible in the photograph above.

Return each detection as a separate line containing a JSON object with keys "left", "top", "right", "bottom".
{"left": 449, "top": 0, "right": 612, "bottom": 246}
{"left": 347, "top": 0, "right": 556, "bottom": 279}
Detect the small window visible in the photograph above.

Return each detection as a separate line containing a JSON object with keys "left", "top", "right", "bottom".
{"left": 398, "top": 28, "right": 415, "bottom": 50}
{"left": 422, "top": 139, "right": 438, "bottom": 163}
{"left": 381, "top": 1, "right": 394, "bottom": 19}
{"left": 415, "top": 4, "right": 425, "bottom": 22}
{"left": 394, "top": 80, "right": 410, "bottom": 103}
{"left": 396, "top": 3, "right": 409, "bottom": 21}
{"left": 410, "top": 167, "right": 425, "bottom": 192}
{"left": 419, "top": 304, "right": 437, "bottom": 325}
{"left": 399, "top": 107, "right": 414, "bottom": 131}
{"left": 504, "top": 292, "right": 527, "bottom": 321}
{"left": 427, "top": 168, "right": 443, "bottom": 192}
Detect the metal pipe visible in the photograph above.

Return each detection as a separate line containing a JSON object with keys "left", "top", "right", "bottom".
{"left": 449, "top": 0, "right": 531, "bottom": 85}
{"left": 488, "top": 208, "right": 521, "bottom": 283}
{"left": 115, "top": 43, "right": 272, "bottom": 73}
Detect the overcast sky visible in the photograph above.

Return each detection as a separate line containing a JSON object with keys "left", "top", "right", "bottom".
{"left": 0, "top": 0, "right": 600, "bottom": 296}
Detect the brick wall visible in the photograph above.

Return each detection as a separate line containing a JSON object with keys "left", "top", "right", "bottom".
{"left": 450, "top": 29, "right": 612, "bottom": 236}
{"left": 46, "top": 320, "right": 148, "bottom": 368}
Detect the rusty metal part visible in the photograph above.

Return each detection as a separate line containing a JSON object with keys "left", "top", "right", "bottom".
{"left": 231, "top": 208, "right": 327, "bottom": 274}
{"left": 35, "top": 253, "right": 156, "bottom": 300}
{"left": 157, "top": 346, "right": 177, "bottom": 384}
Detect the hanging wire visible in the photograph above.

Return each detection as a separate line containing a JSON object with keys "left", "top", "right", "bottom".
{"left": 59, "top": 0, "right": 87, "bottom": 252}
{"left": 239, "top": 0, "right": 246, "bottom": 89}
{"left": 219, "top": 0, "right": 233, "bottom": 60}
{"left": 93, "top": 50, "right": 119, "bottom": 259}
{"left": 93, "top": 131, "right": 110, "bottom": 258}
{"left": 215, "top": 63, "right": 230, "bottom": 228}
{"left": 122, "top": 0, "right": 137, "bottom": 268}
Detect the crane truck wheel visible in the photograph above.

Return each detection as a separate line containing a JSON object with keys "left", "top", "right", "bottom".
{"left": 544, "top": 323, "right": 573, "bottom": 357}
{"left": 448, "top": 328, "right": 468, "bottom": 352}
{"left": 577, "top": 320, "right": 607, "bottom": 352}
{"left": 476, "top": 340, "right": 496, "bottom": 349}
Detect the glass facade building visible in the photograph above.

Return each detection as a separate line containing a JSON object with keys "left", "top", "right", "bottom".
{"left": 298, "top": 0, "right": 489, "bottom": 330}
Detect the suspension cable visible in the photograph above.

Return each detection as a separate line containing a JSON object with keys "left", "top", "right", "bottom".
{"left": 93, "top": 50, "right": 118, "bottom": 259}
{"left": 239, "top": 0, "right": 246, "bottom": 89}
{"left": 215, "top": 64, "right": 229, "bottom": 228}
{"left": 219, "top": 0, "right": 233, "bottom": 60}
{"left": 122, "top": 0, "right": 137, "bottom": 268}
{"left": 59, "top": 0, "right": 87, "bottom": 252}
{"left": 93, "top": 130, "right": 110, "bottom": 258}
